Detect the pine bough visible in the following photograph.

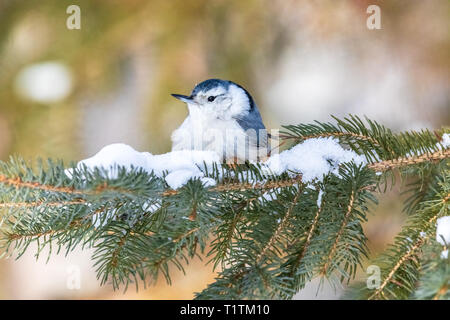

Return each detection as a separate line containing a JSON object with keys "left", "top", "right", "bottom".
{"left": 0, "top": 115, "right": 448, "bottom": 300}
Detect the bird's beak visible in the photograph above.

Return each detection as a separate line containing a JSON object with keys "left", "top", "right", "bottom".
{"left": 171, "top": 94, "right": 194, "bottom": 104}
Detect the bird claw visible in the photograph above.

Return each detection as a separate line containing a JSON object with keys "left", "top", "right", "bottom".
{"left": 224, "top": 158, "right": 238, "bottom": 170}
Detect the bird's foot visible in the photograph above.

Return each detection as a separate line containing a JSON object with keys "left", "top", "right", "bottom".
{"left": 224, "top": 157, "right": 239, "bottom": 170}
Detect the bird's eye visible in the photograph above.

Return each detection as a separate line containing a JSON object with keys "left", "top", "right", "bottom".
{"left": 207, "top": 96, "right": 216, "bottom": 102}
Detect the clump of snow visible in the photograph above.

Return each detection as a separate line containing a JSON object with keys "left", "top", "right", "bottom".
{"left": 263, "top": 137, "right": 366, "bottom": 182}
{"left": 69, "top": 143, "right": 220, "bottom": 190}
{"left": 435, "top": 133, "right": 450, "bottom": 151}
{"left": 316, "top": 189, "right": 324, "bottom": 208}
{"left": 70, "top": 138, "right": 367, "bottom": 190}
{"left": 441, "top": 249, "right": 448, "bottom": 259}
{"left": 436, "top": 216, "right": 450, "bottom": 246}
{"left": 68, "top": 144, "right": 150, "bottom": 179}
{"left": 441, "top": 133, "right": 450, "bottom": 148}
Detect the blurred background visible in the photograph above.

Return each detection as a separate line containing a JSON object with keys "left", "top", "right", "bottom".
{"left": 0, "top": 0, "right": 448, "bottom": 299}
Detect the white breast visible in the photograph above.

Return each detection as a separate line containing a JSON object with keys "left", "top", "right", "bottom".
{"left": 171, "top": 113, "right": 262, "bottom": 163}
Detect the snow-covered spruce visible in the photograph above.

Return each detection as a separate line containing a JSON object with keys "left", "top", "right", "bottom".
{"left": 67, "top": 138, "right": 365, "bottom": 227}
{"left": 69, "top": 137, "right": 366, "bottom": 190}
{"left": 66, "top": 143, "right": 219, "bottom": 190}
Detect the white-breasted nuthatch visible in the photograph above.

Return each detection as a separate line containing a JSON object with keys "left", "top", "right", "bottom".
{"left": 171, "top": 79, "right": 269, "bottom": 163}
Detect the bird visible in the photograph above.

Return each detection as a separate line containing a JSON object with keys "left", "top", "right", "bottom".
{"left": 171, "top": 79, "right": 269, "bottom": 164}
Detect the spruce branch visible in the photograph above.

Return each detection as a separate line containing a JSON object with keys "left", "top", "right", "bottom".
{"left": 367, "top": 149, "right": 450, "bottom": 172}
{"left": 320, "top": 189, "right": 356, "bottom": 276}
{"left": 282, "top": 114, "right": 447, "bottom": 165}
{"left": 432, "top": 283, "right": 449, "bottom": 300}
{"left": 369, "top": 237, "right": 426, "bottom": 300}
{"left": 0, "top": 115, "right": 448, "bottom": 299}
{"left": 364, "top": 168, "right": 449, "bottom": 300}
{"left": 288, "top": 194, "right": 324, "bottom": 278}
{"left": 256, "top": 186, "right": 302, "bottom": 264}
{"left": 0, "top": 200, "right": 86, "bottom": 208}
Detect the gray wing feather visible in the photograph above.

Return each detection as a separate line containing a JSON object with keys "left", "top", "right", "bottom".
{"left": 235, "top": 105, "right": 268, "bottom": 148}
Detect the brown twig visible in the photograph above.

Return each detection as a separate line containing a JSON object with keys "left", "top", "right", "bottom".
{"left": 367, "top": 149, "right": 450, "bottom": 172}
{"left": 0, "top": 200, "right": 85, "bottom": 209}
{"left": 0, "top": 175, "right": 85, "bottom": 195}
{"left": 110, "top": 233, "right": 128, "bottom": 268}
{"left": 368, "top": 212, "right": 442, "bottom": 300}
{"left": 189, "top": 203, "right": 198, "bottom": 221}
{"left": 368, "top": 238, "right": 425, "bottom": 300}
{"left": 320, "top": 190, "right": 356, "bottom": 276}
{"left": 256, "top": 186, "right": 302, "bottom": 264}
{"left": 290, "top": 193, "right": 324, "bottom": 277}
{"left": 432, "top": 283, "right": 449, "bottom": 300}
{"left": 279, "top": 132, "right": 380, "bottom": 146}
{"left": 161, "top": 175, "right": 302, "bottom": 196}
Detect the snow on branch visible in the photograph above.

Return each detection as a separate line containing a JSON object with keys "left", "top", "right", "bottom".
{"left": 68, "top": 137, "right": 366, "bottom": 190}
{"left": 0, "top": 116, "right": 448, "bottom": 300}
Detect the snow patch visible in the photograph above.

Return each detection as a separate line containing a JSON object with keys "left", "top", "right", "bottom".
{"left": 316, "top": 189, "right": 324, "bottom": 208}
{"left": 68, "top": 143, "right": 220, "bottom": 190}
{"left": 68, "top": 138, "right": 366, "bottom": 190}
{"left": 441, "top": 133, "right": 450, "bottom": 148}
{"left": 263, "top": 137, "right": 366, "bottom": 182}
{"left": 436, "top": 216, "right": 450, "bottom": 246}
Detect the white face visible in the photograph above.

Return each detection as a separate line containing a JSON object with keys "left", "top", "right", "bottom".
{"left": 189, "top": 84, "right": 250, "bottom": 120}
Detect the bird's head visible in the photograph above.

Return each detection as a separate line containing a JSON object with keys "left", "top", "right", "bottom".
{"left": 171, "top": 79, "right": 254, "bottom": 120}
